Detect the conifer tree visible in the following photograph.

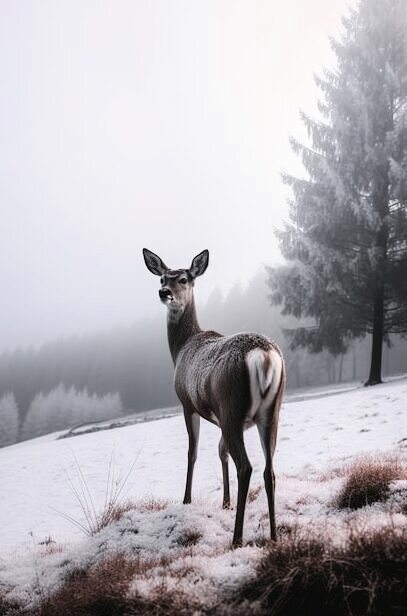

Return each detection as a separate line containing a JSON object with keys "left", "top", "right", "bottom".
{"left": 268, "top": 0, "right": 407, "bottom": 384}
{"left": 0, "top": 392, "right": 19, "bottom": 447}
{"left": 22, "top": 385, "right": 123, "bottom": 440}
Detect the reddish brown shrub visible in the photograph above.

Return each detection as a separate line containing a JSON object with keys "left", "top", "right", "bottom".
{"left": 35, "top": 552, "right": 193, "bottom": 616}
{"left": 134, "top": 498, "right": 170, "bottom": 513}
{"left": 334, "top": 455, "right": 405, "bottom": 510}
{"left": 217, "top": 527, "right": 407, "bottom": 616}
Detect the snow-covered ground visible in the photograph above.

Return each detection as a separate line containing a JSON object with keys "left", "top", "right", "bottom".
{"left": 0, "top": 377, "right": 406, "bottom": 610}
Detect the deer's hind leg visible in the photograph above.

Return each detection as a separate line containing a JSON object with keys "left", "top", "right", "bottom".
{"left": 222, "top": 420, "right": 252, "bottom": 547}
{"left": 218, "top": 435, "right": 230, "bottom": 508}
{"left": 256, "top": 411, "right": 279, "bottom": 541}
{"left": 183, "top": 408, "right": 200, "bottom": 505}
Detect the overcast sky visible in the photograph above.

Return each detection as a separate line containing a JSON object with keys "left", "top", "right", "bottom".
{"left": 0, "top": 0, "right": 354, "bottom": 351}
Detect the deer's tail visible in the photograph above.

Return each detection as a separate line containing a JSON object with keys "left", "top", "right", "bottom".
{"left": 246, "top": 348, "right": 283, "bottom": 398}
{"left": 246, "top": 347, "right": 285, "bottom": 422}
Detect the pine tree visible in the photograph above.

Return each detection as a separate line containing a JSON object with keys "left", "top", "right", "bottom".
{"left": 22, "top": 385, "right": 124, "bottom": 440}
{"left": 268, "top": 0, "right": 407, "bottom": 384}
{"left": 0, "top": 392, "right": 19, "bottom": 447}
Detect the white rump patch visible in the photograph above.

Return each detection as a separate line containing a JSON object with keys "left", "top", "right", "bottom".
{"left": 245, "top": 348, "right": 283, "bottom": 425}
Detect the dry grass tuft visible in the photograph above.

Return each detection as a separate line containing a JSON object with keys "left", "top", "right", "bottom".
{"left": 102, "top": 499, "right": 139, "bottom": 523}
{"left": 175, "top": 529, "right": 202, "bottom": 547}
{"left": 134, "top": 497, "right": 170, "bottom": 513}
{"left": 34, "top": 536, "right": 64, "bottom": 558}
{"left": 220, "top": 527, "right": 407, "bottom": 616}
{"left": 38, "top": 553, "right": 137, "bottom": 615}
{"left": 71, "top": 498, "right": 168, "bottom": 535}
{"left": 248, "top": 484, "right": 262, "bottom": 503}
{"left": 0, "top": 594, "right": 9, "bottom": 616}
{"left": 54, "top": 450, "right": 141, "bottom": 536}
{"left": 7, "top": 524, "right": 406, "bottom": 616}
{"left": 1, "top": 591, "right": 29, "bottom": 616}
{"left": 36, "top": 553, "right": 193, "bottom": 616}
{"left": 317, "top": 463, "right": 349, "bottom": 481}
{"left": 334, "top": 455, "right": 405, "bottom": 510}
{"left": 40, "top": 544, "right": 65, "bottom": 558}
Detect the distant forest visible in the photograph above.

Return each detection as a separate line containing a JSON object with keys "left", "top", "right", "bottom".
{"left": 1, "top": 270, "right": 407, "bottom": 428}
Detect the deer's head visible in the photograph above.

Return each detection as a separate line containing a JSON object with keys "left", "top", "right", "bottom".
{"left": 143, "top": 248, "right": 209, "bottom": 318}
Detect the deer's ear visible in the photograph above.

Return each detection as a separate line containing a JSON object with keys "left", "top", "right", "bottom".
{"left": 189, "top": 250, "right": 209, "bottom": 278}
{"left": 143, "top": 248, "right": 168, "bottom": 276}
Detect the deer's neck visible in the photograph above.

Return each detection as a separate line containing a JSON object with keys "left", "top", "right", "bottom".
{"left": 167, "top": 298, "right": 201, "bottom": 363}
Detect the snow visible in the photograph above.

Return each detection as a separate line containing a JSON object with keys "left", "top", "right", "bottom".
{"left": 0, "top": 377, "right": 406, "bottom": 609}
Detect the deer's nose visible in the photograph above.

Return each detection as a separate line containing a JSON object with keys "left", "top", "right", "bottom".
{"left": 159, "top": 287, "right": 172, "bottom": 299}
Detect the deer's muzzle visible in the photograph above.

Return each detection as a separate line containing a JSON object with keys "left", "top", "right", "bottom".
{"left": 159, "top": 288, "right": 173, "bottom": 303}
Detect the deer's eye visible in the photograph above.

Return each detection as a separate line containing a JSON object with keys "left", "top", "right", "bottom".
{"left": 179, "top": 277, "right": 188, "bottom": 284}
{"left": 160, "top": 278, "right": 164, "bottom": 284}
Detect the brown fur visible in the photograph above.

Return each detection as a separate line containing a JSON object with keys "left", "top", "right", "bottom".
{"left": 143, "top": 249, "right": 285, "bottom": 545}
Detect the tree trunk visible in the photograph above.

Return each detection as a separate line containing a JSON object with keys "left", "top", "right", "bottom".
{"left": 365, "top": 285, "right": 384, "bottom": 385}
{"left": 338, "top": 354, "right": 344, "bottom": 383}
{"left": 295, "top": 361, "right": 301, "bottom": 389}
{"left": 383, "top": 341, "right": 389, "bottom": 376}
{"left": 327, "top": 355, "right": 335, "bottom": 384}
{"left": 365, "top": 167, "right": 389, "bottom": 387}
{"left": 352, "top": 347, "right": 357, "bottom": 381}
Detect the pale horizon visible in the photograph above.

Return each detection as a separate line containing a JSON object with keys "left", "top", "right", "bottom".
{"left": 0, "top": 0, "right": 354, "bottom": 352}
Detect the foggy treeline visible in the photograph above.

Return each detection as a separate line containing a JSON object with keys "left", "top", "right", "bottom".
{"left": 1, "top": 269, "right": 407, "bottom": 446}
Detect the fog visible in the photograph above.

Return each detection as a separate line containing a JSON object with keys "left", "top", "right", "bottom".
{"left": 0, "top": 0, "right": 352, "bottom": 351}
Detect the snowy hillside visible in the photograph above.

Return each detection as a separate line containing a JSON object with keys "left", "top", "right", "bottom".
{"left": 0, "top": 378, "right": 406, "bottom": 613}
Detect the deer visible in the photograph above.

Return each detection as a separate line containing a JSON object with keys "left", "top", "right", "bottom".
{"left": 143, "top": 248, "right": 285, "bottom": 546}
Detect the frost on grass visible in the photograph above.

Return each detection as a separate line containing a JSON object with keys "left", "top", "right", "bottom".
{"left": 0, "top": 499, "right": 259, "bottom": 613}
{"left": 1, "top": 379, "right": 407, "bottom": 613}
{"left": 53, "top": 448, "right": 142, "bottom": 536}
{"left": 34, "top": 552, "right": 195, "bottom": 616}
{"left": 334, "top": 454, "right": 407, "bottom": 510}
{"left": 1, "top": 447, "right": 406, "bottom": 614}
{"left": 228, "top": 526, "right": 407, "bottom": 616}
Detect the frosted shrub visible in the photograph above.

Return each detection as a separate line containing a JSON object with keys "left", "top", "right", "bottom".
{"left": 22, "top": 385, "right": 123, "bottom": 440}
{"left": 334, "top": 455, "right": 404, "bottom": 510}
{"left": 0, "top": 392, "right": 19, "bottom": 447}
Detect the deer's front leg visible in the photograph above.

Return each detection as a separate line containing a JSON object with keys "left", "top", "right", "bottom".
{"left": 183, "top": 409, "right": 200, "bottom": 504}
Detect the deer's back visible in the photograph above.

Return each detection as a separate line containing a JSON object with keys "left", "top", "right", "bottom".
{"left": 174, "top": 330, "right": 282, "bottom": 424}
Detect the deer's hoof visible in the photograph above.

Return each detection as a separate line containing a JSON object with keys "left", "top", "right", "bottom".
{"left": 222, "top": 500, "right": 231, "bottom": 510}
{"left": 183, "top": 498, "right": 191, "bottom": 505}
